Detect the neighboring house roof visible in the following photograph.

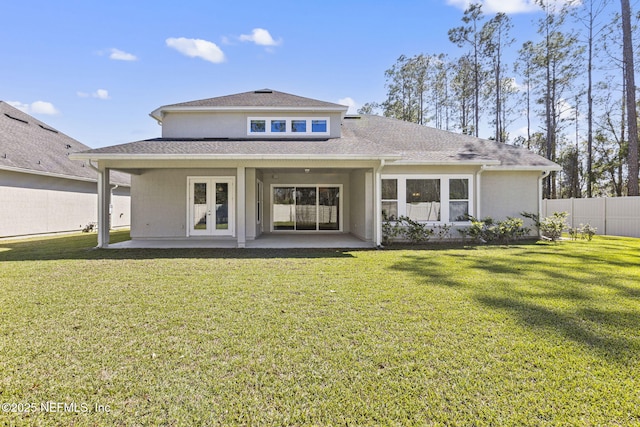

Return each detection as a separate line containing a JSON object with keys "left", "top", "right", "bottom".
{"left": 150, "top": 89, "right": 348, "bottom": 122}
{"left": 74, "top": 113, "right": 559, "bottom": 170}
{"left": 0, "top": 101, "right": 130, "bottom": 185}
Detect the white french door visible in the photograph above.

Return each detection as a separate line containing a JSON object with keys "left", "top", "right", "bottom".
{"left": 188, "top": 177, "right": 235, "bottom": 236}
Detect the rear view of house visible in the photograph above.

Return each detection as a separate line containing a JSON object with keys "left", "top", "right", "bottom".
{"left": 71, "top": 89, "right": 559, "bottom": 248}
{"left": 0, "top": 102, "right": 130, "bottom": 238}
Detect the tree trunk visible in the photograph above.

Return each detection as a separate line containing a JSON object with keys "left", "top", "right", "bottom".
{"left": 622, "top": 0, "right": 639, "bottom": 195}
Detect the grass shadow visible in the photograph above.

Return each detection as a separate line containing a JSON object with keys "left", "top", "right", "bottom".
{"left": 386, "top": 237, "right": 640, "bottom": 363}
{"left": 0, "top": 231, "right": 358, "bottom": 261}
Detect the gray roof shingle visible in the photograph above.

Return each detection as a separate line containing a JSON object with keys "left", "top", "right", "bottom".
{"left": 0, "top": 101, "right": 130, "bottom": 185}
{"left": 76, "top": 113, "right": 558, "bottom": 170}
{"left": 160, "top": 89, "right": 348, "bottom": 110}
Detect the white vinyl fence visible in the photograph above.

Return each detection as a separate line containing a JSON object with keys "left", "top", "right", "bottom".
{"left": 542, "top": 197, "right": 640, "bottom": 238}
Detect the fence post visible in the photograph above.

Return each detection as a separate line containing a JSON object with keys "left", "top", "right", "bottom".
{"left": 603, "top": 197, "right": 607, "bottom": 236}
{"left": 570, "top": 198, "right": 575, "bottom": 228}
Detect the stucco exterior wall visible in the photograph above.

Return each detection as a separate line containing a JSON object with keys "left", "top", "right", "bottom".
{"left": 480, "top": 171, "right": 540, "bottom": 224}
{"left": 130, "top": 168, "right": 236, "bottom": 238}
{"left": 349, "top": 170, "right": 373, "bottom": 241}
{"left": 0, "top": 169, "right": 130, "bottom": 237}
{"left": 161, "top": 112, "right": 343, "bottom": 139}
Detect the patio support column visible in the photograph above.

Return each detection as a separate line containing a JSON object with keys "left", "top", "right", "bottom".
{"left": 97, "top": 166, "right": 111, "bottom": 248}
{"left": 374, "top": 160, "right": 385, "bottom": 247}
{"left": 236, "top": 166, "right": 246, "bottom": 248}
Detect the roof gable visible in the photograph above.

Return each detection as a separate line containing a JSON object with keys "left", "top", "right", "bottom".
{"left": 150, "top": 89, "right": 348, "bottom": 121}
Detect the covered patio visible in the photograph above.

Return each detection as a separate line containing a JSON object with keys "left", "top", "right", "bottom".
{"left": 106, "top": 233, "right": 375, "bottom": 249}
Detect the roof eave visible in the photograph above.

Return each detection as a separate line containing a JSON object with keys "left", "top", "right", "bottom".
{"left": 150, "top": 105, "right": 349, "bottom": 123}
{"left": 69, "top": 153, "right": 401, "bottom": 162}
{"left": 390, "top": 160, "right": 502, "bottom": 166}
{"left": 0, "top": 164, "right": 97, "bottom": 183}
{"left": 482, "top": 164, "right": 562, "bottom": 172}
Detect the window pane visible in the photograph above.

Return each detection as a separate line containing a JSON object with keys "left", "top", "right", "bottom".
{"left": 271, "top": 120, "right": 286, "bottom": 132}
{"left": 382, "top": 179, "right": 397, "bottom": 200}
{"left": 382, "top": 201, "right": 398, "bottom": 220}
{"left": 295, "top": 188, "right": 317, "bottom": 230}
{"left": 291, "top": 120, "right": 307, "bottom": 133}
{"left": 450, "top": 179, "right": 469, "bottom": 200}
{"left": 319, "top": 187, "right": 339, "bottom": 230}
{"left": 311, "top": 120, "right": 327, "bottom": 132}
{"left": 406, "top": 179, "right": 440, "bottom": 221}
{"left": 450, "top": 201, "right": 469, "bottom": 222}
{"left": 215, "top": 183, "right": 229, "bottom": 230}
{"left": 273, "top": 187, "right": 294, "bottom": 230}
{"left": 406, "top": 179, "right": 440, "bottom": 203}
{"left": 250, "top": 120, "right": 265, "bottom": 133}
{"left": 193, "top": 183, "right": 207, "bottom": 230}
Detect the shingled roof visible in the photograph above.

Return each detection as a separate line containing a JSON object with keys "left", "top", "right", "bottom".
{"left": 76, "top": 113, "right": 559, "bottom": 170}
{"left": 0, "top": 101, "right": 129, "bottom": 184}
{"left": 150, "top": 89, "right": 348, "bottom": 122}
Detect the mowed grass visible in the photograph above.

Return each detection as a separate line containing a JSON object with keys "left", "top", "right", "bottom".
{"left": 0, "top": 231, "right": 639, "bottom": 426}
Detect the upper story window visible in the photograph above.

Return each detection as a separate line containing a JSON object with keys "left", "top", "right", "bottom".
{"left": 248, "top": 117, "right": 329, "bottom": 136}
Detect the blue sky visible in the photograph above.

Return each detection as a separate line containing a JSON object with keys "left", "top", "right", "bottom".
{"left": 0, "top": 0, "right": 615, "bottom": 148}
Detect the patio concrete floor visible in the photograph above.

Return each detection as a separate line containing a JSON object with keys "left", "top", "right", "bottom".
{"left": 107, "top": 234, "right": 375, "bottom": 249}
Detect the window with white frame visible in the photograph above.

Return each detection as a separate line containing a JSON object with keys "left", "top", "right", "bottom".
{"left": 248, "top": 117, "right": 329, "bottom": 136}
{"left": 382, "top": 175, "right": 473, "bottom": 223}
{"left": 381, "top": 179, "right": 398, "bottom": 220}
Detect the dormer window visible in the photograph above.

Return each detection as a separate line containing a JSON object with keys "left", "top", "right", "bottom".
{"left": 291, "top": 120, "right": 306, "bottom": 133}
{"left": 312, "top": 120, "right": 327, "bottom": 133}
{"left": 250, "top": 120, "right": 266, "bottom": 133}
{"left": 248, "top": 117, "right": 329, "bottom": 136}
{"left": 271, "top": 120, "right": 286, "bottom": 132}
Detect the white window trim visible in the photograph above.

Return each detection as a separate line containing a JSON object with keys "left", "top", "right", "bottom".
{"left": 269, "top": 184, "right": 343, "bottom": 232}
{"left": 247, "top": 117, "right": 330, "bottom": 136}
{"left": 381, "top": 174, "right": 474, "bottom": 224}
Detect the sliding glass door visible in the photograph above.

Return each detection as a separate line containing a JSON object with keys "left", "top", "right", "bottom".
{"left": 272, "top": 185, "right": 341, "bottom": 232}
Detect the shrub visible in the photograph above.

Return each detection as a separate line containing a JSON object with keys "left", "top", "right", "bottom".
{"left": 432, "top": 224, "right": 452, "bottom": 241}
{"left": 580, "top": 223, "right": 597, "bottom": 241}
{"left": 568, "top": 227, "right": 580, "bottom": 241}
{"left": 498, "top": 217, "right": 529, "bottom": 244}
{"left": 521, "top": 211, "right": 540, "bottom": 229}
{"left": 399, "top": 216, "right": 434, "bottom": 243}
{"left": 539, "top": 212, "right": 569, "bottom": 242}
{"left": 382, "top": 213, "right": 402, "bottom": 245}
{"left": 467, "top": 216, "right": 498, "bottom": 243}
{"left": 382, "top": 215, "right": 434, "bottom": 244}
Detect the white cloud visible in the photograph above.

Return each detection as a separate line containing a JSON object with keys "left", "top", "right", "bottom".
{"left": 446, "top": 0, "right": 577, "bottom": 14}
{"left": 166, "top": 37, "right": 226, "bottom": 63}
{"left": 77, "top": 89, "right": 110, "bottom": 99}
{"left": 94, "top": 89, "right": 110, "bottom": 100}
{"left": 239, "top": 28, "right": 281, "bottom": 47}
{"left": 338, "top": 97, "right": 359, "bottom": 114}
{"left": 109, "top": 48, "right": 137, "bottom": 61}
{"left": 8, "top": 100, "right": 59, "bottom": 115}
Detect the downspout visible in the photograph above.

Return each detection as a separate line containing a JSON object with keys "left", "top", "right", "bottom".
{"left": 538, "top": 170, "right": 552, "bottom": 237}
{"left": 87, "top": 160, "right": 99, "bottom": 173}
{"left": 375, "top": 159, "right": 385, "bottom": 247}
{"left": 475, "top": 165, "right": 487, "bottom": 219}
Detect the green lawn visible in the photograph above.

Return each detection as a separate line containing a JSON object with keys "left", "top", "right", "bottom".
{"left": 1, "top": 231, "right": 639, "bottom": 426}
